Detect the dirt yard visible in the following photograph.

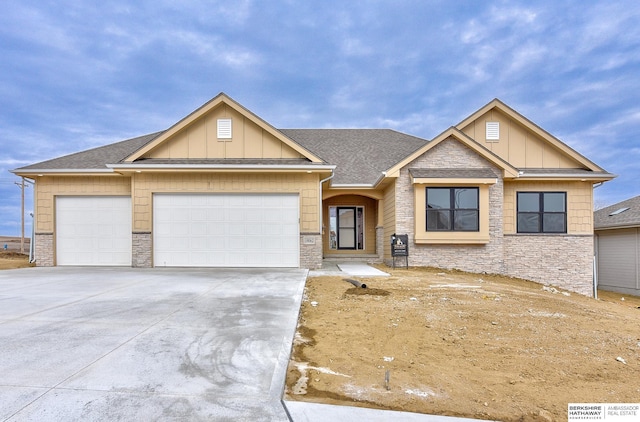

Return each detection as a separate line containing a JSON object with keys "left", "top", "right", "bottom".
{"left": 0, "top": 251, "right": 33, "bottom": 270}
{"left": 285, "top": 267, "right": 640, "bottom": 421}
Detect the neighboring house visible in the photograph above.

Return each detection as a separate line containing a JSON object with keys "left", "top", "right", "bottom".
{"left": 594, "top": 195, "right": 640, "bottom": 296}
{"left": 12, "top": 93, "right": 615, "bottom": 296}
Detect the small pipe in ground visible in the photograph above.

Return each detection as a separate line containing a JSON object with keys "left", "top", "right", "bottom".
{"left": 344, "top": 278, "right": 367, "bottom": 289}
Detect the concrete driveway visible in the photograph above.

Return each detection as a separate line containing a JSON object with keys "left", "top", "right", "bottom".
{"left": 0, "top": 267, "right": 307, "bottom": 421}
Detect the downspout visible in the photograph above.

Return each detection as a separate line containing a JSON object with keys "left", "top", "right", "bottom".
{"left": 592, "top": 181, "right": 604, "bottom": 299}
{"left": 318, "top": 170, "right": 335, "bottom": 237}
{"left": 23, "top": 178, "right": 36, "bottom": 263}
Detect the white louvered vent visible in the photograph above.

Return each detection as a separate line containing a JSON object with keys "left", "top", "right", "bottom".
{"left": 217, "top": 118, "right": 232, "bottom": 139}
{"left": 486, "top": 121, "right": 500, "bottom": 141}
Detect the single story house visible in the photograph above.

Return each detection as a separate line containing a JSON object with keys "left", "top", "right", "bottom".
{"left": 594, "top": 195, "right": 640, "bottom": 296}
{"left": 13, "top": 93, "right": 615, "bottom": 296}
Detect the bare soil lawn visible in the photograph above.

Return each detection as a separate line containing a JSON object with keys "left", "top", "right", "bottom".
{"left": 0, "top": 251, "right": 33, "bottom": 270}
{"left": 285, "top": 266, "right": 640, "bottom": 421}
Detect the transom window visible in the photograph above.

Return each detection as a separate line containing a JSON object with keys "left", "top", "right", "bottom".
{"left": 517, "top": 192, "right": 566, "bottom": 233}
{"left": 426, "top": 187, "right": 479, "bottom": 231}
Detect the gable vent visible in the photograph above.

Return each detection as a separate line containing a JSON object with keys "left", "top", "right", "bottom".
{"left": 486, "top": 121, "right": 499, "bottom": 141}
{"left": 217, "top": 118, "right": 232, "bottom": 139}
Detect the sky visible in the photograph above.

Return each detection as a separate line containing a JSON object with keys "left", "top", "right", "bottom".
{"left": 1, "top": 0, "right": 639, "bottom": 236}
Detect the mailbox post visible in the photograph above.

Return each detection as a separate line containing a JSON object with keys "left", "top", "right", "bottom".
{"left": 390, "top": 233, "right": 409, "bottom": 269}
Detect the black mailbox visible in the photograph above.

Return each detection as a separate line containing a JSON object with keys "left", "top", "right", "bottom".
{"left": 390, "top": 234, "right": 409, "bottom": 268}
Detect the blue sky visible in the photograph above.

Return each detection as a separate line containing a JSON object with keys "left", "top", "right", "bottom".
{"left": 1, "top": 1, "right": 639, "bottom": 236}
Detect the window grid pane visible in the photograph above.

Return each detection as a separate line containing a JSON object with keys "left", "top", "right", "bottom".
{"left": 517, "top": 192, "right": 566, "bottom": 234}
{"left": 426, "top": 187, "right": 479, "bottom": 232}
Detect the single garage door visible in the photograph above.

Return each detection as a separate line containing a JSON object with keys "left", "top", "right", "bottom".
{"left": 597, "top": 228, "right": 639, "bottom": 293}
{"left": 153, "top": 193, "right": 299, "bottom": 267}
{"left": 56, "top": 196, "right": 132, "bottom": 266}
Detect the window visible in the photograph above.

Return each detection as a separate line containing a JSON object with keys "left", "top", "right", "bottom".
{"left": 426, "top": 188, "right": 479, "bottom": 231}
{"left": 517, "top": 192, "right": 566, "bottom": 233}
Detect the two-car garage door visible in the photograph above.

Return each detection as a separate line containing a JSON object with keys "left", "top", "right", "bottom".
{"left": 153, "top": 193, "right": 300, "bottom": 267}
{"left": 55, "top": 194, "right": 300, "bottom": 267}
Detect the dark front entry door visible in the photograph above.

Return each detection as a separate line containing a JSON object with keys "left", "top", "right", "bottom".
{"left": 337, "top": 207, "right": 357, "bottom": 249}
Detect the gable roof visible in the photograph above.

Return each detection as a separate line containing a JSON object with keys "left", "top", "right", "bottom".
{"left": 594, "top": 195, "right": 640, "bottom": 230}
{"left": 281, "top": 129, "right": 427, "bottom": 185}
{"left": 384, "top": 127, "right": 520, "bottom": 180}
{"left": 125, "top": 92, "right": 324, "bottom": 164}
{"left": 457, "top": 98, "right": 606, "bottom": 172}
{"left": 12, "top": 96, "right": 614, "bottom": 186}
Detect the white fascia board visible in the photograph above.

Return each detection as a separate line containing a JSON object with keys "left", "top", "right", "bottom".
{"left": 330, "top": 183, "right": 376, "bottom": 188}
{"left": 518, "top": 173, "right": 616, "bottom": 180}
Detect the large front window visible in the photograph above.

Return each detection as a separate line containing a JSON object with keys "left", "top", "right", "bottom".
{"left": 517, "top": 192, "right": 566, "bottom": 233}
{"left": 426, "top": 187, "right": 479, "bottom": 231}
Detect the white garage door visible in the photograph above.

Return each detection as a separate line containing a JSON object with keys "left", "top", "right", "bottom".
{"left": 56, "top": 196, "right": 132, "bottom": 266}
{"left": 153, "top": 193, "right": 299, "bottom": 267}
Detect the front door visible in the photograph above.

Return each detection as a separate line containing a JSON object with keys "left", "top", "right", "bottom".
{"left": 335, "top": 206, "right": 364, "bottom": 250}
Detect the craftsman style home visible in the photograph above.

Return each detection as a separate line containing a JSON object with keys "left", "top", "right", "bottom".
{"left": 13, "top": 93, "right": 614, "bottom": 295}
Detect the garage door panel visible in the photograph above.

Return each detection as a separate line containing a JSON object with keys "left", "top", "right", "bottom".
{"left": 598, "top": 229, "right": 638, "bottom": 289}
{"left": 153, "top": 194, "right": 299, "bottom": 267}
{"left": 56, "top": 196, "right": 132, "bottom": 266}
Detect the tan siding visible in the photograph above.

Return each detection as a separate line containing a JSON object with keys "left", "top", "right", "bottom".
{"left": 132, "top": 172, "right": 319, "bottom": 233}
{"left": 142, "top": 103, "right": 303, "bottom": 160}
{"left": 508, "top": 123, "right": 527, "bottom": 167}
{"left": 188, "top": 117, "right": 207, "bottom": 157}
{"left": 244, "top": 119, "right": 263, "bottom": 157}
{"left": 383, "top": 182, "right": 396, "bottom": 259}
{"left": 462, "top": 109, "right": 583, "bottom": 169}
{"left": 35, "top": 176, "right": 132, "bottom": 233}
{"left": 504, "top": 181, "right": 594, "bottom": 235}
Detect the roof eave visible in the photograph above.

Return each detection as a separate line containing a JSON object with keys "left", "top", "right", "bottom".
{"left": 595, "top": 223, "right": 640, "bottom": 231}
{"left": 11, "top": 168, "right": 115, "bottom": 176}
{"left": 107, "top": 163, "right": 336, "bottom": 172}
{"left": 516, "top": 173, "right": 616, "bottom": 182}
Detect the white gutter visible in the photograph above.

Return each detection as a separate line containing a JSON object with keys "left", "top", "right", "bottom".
{"left": 330, "top": 183, "right": 376, "bottom": 188}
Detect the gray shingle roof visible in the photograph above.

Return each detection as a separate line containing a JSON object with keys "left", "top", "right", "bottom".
{"left": 15, "top": 132, "right": 163, "bottom": 171}
{"left": 409, "top": 168, "right": 498, "bottom": 179}
{"left": 280, "top": 129, "right": 428, "bottom": 185}
{"left": 594, "top": 195, "right": 640, "bottom": 229}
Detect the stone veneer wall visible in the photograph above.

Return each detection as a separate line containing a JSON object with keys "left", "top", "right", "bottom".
{"left": 132, "top": 232, "right": 152, "bottom": 268}
{"left": 376, "top": 226, "right": 385, "bottom": 260}
{"left": 504, "top": 234, "right": 594, "bottom": 296}
{"left": 390, "top": 138, "right": 505, "bottom": 274}
{"left": 300, "top": 233, "right": 322, "bottom": 269}
{"left": 34, "top": 233, "right": 54, "bottom": 267}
